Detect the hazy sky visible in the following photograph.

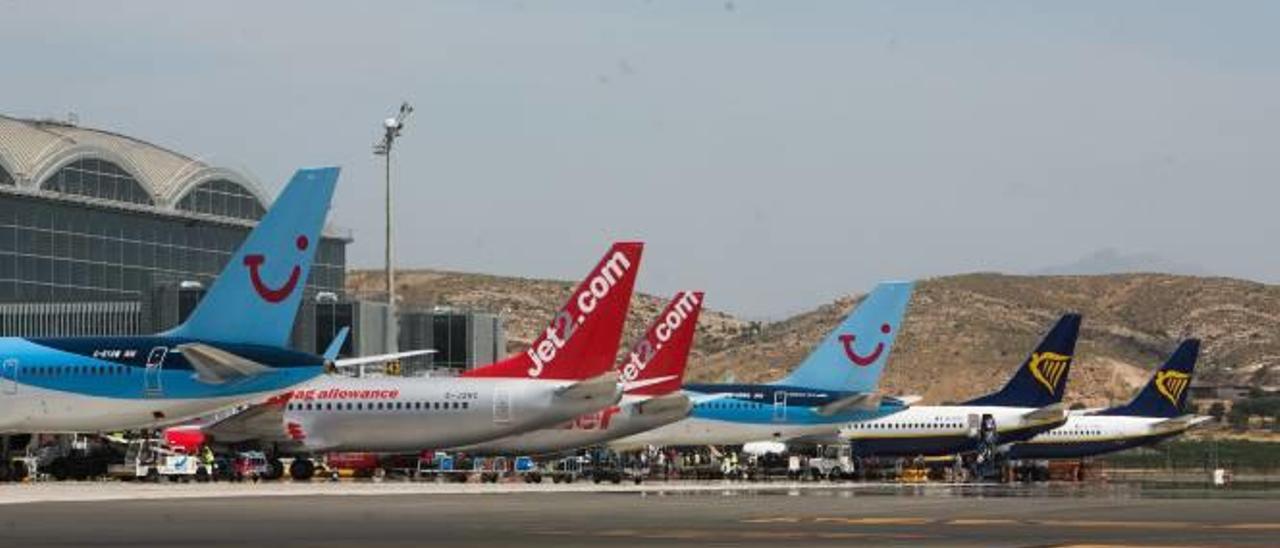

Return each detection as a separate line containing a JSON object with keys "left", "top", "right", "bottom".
{"left": 4, "top": 1, "right": 1278, "bottom": 318}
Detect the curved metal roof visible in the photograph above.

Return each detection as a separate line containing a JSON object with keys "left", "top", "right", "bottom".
{"left": 0, "top": 114, "right": 268, "bottom": 209}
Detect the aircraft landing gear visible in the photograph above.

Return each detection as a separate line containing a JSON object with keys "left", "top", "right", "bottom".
{"left": 265, "top": 458, "right": 285, "bottom": 481}
{"left": 289, "top": 459, "right": 316, "bottom": 481}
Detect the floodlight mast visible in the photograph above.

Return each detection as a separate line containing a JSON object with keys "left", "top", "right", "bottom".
{"left": 374, "top": 102, "right": 413, "bottom": 353}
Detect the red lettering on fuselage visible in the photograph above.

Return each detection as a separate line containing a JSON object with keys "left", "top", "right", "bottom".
{"left": 564, "top": 406, "right": 621, "bottom": 431}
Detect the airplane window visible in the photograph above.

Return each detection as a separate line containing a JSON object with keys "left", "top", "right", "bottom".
{"left": 462, "top": 402, "right": 469, "bottom": 410}
{"left": 326, "top": 403, "right": 333, "bottom": 411}
{"left": 452, "top": 402, "right": 460, "bottom": 410}
{"left": 434, "top": 402, "right": 441, "bottom": 410}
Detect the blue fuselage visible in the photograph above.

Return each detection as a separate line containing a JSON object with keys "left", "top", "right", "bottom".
{"left": 0, "top": 336, "right": 323, "bottom": 433}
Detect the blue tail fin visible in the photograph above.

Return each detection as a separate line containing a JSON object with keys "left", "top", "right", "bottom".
{"left": 1098, "top": 339, "right": 1199, "bottom": 418}
{"left": 165, "top": 167, "right": 340, "bottom": 347}
{"left": 964, "top": 313, "right": 1081, "bottom": 407}
{"left": 772, "top": 281, "right": 914, "bottom": 393}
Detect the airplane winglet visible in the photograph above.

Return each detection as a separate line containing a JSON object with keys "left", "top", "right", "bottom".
{"left": 323, "top": 327, "right": 350, "bottom": 361}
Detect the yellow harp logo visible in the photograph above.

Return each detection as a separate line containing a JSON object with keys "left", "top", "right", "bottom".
{"left": 1028, "top": 352, "right": 1071, "bottom": 395}
{"left": 1155, "top": 370, "right": 1190, "bottom": 406}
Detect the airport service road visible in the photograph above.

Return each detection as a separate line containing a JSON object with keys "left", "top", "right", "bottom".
{"left": 1, "top": 483, "right": 1278, "bottom": 547}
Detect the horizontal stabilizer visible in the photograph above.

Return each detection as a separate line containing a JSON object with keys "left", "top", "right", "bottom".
{"left": 633, "top": 393, "right": 693, "bottom": 418}
{"left": 1151, "top": 414, "right": 1212, "bottom": 433}
{"left": 1021, "top": 403, "right": 1068, "bottom": 424}
{"left": 815, "top": 392, "right": 881, "bottom": 416}
{"left": 895, "top": 395, "right": 923, "bottom": 406}
{"left": 177, "top": 343, "right": 272, "bottom": 384}
{"left": 554, "top": 371, "right": 622, "bottom": 405}
{"left": 331, "top": 349, "right": 436, "bottom": 369}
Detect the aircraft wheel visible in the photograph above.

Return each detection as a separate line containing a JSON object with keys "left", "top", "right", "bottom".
{"left": 265, "top": 459, "right": 285, "bottom": 481}
{"left": 145, "top": 468, "right": 160, "bottom": 483}
{"left": 290, "top": 459, "right": 315, "bottom": 481}
{"left": 195, "top": 467, "right": 210, "bottom": 483}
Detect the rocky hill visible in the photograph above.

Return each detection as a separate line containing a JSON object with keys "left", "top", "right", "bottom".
{"left": 348, "top": 270, "right": 1280, "bottom": 407}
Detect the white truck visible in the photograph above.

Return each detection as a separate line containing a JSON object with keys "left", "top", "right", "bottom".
{"left": 107, "top": 439, "right": 208, "bottom": 482}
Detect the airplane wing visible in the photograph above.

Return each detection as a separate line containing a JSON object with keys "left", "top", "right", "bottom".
{"left": 201, "top": 393, "right": 293, "bottom": 444}
{"left": 633, "top": 393, "right": 692, "bottom": 417}
{"left": 177, "top": 343, "right": 272, "bottom": 384}
{"left": 815, "top": 393, "right": 881, "bottom": 416}
{"left": 554, "top": 371, "right": 622, "bottom": 404}
{"left": 1021, "top": 402, "right": 1068, "bottom": 424}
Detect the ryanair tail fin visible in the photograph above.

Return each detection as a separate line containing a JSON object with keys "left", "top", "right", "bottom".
{"left": 772, "top": 281, "right": 914, "bottom": 393}
{"left": 1098, "top": 339, "right": 1199, "bottom": 418}
{"left": 165, "top": 167, "right": 339, "bottom": 347}
{"left": 964, "top": 313, "right": 1081, "bottom": 408}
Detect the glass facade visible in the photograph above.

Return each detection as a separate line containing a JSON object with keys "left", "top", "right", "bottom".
{"left": 0, "top": 192, "right": 346, "bottom": 307}
{"left": 175, "top": 179, "right": 266, "bottom": 221}
{"left": 0, "top": 165, "right": 12, "bottom": 186}
{"left": 41, "top": 158, "right": 154, "bottom": 206}
{"left": 398, "top": 310, "right": 504, "bottom": 371}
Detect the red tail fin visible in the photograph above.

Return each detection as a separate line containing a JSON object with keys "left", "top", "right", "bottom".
{"left": 620, "top": 291, "right": 703, "bottom": 396}
{"left": 463, "top": 242, "right": 644, "bottom": 380}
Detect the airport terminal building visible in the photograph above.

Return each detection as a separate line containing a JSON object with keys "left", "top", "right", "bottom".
{"left": 0, "top": 115, "right": 501, "bottom": 369}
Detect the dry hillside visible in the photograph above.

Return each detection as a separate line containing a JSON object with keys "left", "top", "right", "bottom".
{"left": 349, "top": 270, "right": 1280, "bottom": 407}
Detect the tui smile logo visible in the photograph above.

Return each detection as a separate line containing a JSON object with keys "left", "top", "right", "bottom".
{"left": 1028, "top": 352, "right": 1071, "bottom": 394}
{"left": 1155, "top": 370, "right": 1190, "bottom": 406}
{"left": 244, "top": 235, "right": 308, "bottom": 303}
{"left": 839, "top": 323, "right": 891, "bottom": 367}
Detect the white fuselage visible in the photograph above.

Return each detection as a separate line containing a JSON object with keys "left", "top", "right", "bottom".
{"left": 1021, "top": 414, "right": 1190, "bottom": 445}
{"left": 282, "top": 375, "right": 621, "bottom": 453}
{"left": 840, "top": 405, "right": 1062, "bottom": 448}
{"left": 608, "top": 415, "right": 839, "bottom": 450}
{"left": 0, "top": 382, "right": 281, "bottom": 434}
{"left": 453, "top": 393, "right": 691, "bottom": 456}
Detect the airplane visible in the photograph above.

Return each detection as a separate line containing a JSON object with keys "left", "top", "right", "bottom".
{"left": 0, "top": 167, "right": 342, "bottom": 435}
{"left": 452, "top": 290, "right": 704, "bottom": 456}
{"left": 1005, "top": 339, "right": 1209, "bottom": 459}
{"left": 199, "top": 242, "right": 643, "bottom": 479}
{"left": 609, "top": 281, "right": 916, "bottom": 450}
{"left": 839, "top": 313, "right": 1082, "bottom": 458}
